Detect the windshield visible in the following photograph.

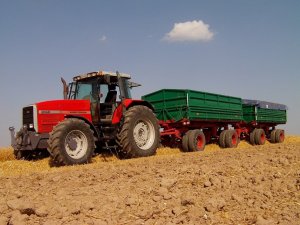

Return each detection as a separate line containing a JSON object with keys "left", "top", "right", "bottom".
{"left": 74, "top": 80, "right": 99, "bottom": 102}
{"left": 68, "top": 76, "right": 132, "bottom": 101}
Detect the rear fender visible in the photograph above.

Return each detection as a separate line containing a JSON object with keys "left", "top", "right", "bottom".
{"left": 112, "top": 99, "right": 154, "bottom": 125}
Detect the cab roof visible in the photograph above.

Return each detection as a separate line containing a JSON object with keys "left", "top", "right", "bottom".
{"left": 73, "top": 70, "right": 131, "bottom": 81}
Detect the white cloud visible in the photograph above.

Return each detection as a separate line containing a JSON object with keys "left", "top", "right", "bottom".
{"left": 163, "top": 20, "right": 214, "bottom": 42}
{"left": 99, "top": 35, "right": 107, "bottom": 42}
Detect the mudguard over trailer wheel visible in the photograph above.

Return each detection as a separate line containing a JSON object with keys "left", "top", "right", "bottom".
{"left": 48, "top": 118, "right": 95, "bottom": 166}
{"left": 116, "top": 105, "right": 160, "bottom": 159}
{"left": 188, "top": 130, "right": 206, "bottom": 152}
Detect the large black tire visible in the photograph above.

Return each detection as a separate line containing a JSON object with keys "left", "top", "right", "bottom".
{"left": 47, "top": 118, "right": 95, "bottom": 166}
{"left": 254, "top": 129, "right": 266, "bottom": 145}
{"left": 219, "top": 130, "right": 227, "bottom": 148}
{"left": 188, "top": 130, "right": 206, "bottom": 152}
{"left": 181, "top": 130, "right": 192, "bottom": 152}
{"left": 270, "top": 129, "right": 277, "bottom": 143}
{"left": 116, "top": 105, "right": 160, "bottom": 159}
{"left": 249, "top": 129, "right": 257, "bottom": 145}
{"left": 275, "top": 129, "right": 285, "bottom": 143}
{"left": 225, "top": 130, "right": 239, "bottom": 148}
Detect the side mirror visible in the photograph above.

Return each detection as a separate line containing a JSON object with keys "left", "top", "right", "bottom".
{"left": 128, "top": 81, "right": 141, "bottom": 88}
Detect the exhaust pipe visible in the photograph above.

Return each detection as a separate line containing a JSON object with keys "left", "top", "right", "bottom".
{"left": 61, "top": 77, "right": 68, "bottom": 100}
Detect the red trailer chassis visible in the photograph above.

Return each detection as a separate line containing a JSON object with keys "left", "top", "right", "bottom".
{"left": 159, "top": 119, "right": 284, "bottom": 151}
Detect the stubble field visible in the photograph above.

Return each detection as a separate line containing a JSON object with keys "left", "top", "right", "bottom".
{"left": 0, "top": 136, "right": 299, "bottom": 225}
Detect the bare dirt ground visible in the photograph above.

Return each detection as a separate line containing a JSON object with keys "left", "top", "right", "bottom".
{"left": 0, "top": 137, "right": 299, "bottom": 225}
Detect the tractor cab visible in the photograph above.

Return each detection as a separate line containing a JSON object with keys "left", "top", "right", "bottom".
{"left": 63, "top": 71, "right": 140, "bottom": 123}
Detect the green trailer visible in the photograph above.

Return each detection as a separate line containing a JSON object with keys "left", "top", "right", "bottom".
{"left": 142, "top": 89, "right": 287, "bottom": 152}
{"left": 242, "top": 99, "right": 287, "bottom": 124}
{"left": 142, "top": 89, "right": 243, "bottom": 122}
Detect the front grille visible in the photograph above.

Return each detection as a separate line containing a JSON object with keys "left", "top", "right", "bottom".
{"left": 23, "top": 106, "right": 34, "bottom": 127}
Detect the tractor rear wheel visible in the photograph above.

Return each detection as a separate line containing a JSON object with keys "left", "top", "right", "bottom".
{"left": 116, "top": 105, "right": 160, "bottom": 159}
{"left": 225, "top": 130, "right": 239, "bottom": 148}
{"left": 48, "top": 118, "right": 95, "bottom": 166}
{"left": 188, "top": 130, "right": 206, "bottom": 152}
{"left": 255, "top": 129, "right": 266, "bottom": 145}
{"left": 275, "top": 129, "right": 285, "bottom": 143}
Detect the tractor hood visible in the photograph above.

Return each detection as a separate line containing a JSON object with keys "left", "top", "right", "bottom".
{"left": 33, "top": 100, "right": 92, "bottom": 133}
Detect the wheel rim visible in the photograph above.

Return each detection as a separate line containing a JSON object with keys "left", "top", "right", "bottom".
{"left": 65, "top": 130, "right": 88, "bottom": 159}
{"left": 280, "top": 132, "right": 284, "bottom": 142}
{"left": 133, "top": 119, "right": 155, "bottom": 150}
{"left": 260, "top": 133, "right": 265, "bottom": 143}
{"left": 196, "top": 135, "right": 204, "bottom": 149}
{"left": 232, "top": 133, "right": 237, "bottom": 146}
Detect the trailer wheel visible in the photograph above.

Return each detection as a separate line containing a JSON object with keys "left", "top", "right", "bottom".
{"left": 249, "top": 129, "right": 257, "bottom": 145}
{"left": 182, "top": 130, "right": 192, "bottom": 152}
{"left": 188, "top": 130, "right": 206, "bottom": 152}
{"left": 48, "top": 118, "right": 95, "bottom": 166}
{"left": 225, "top": 130, "right": 239, "bottom": 148}
{"left": 116, "top": 105, "right": 160, "bottom": 158}
{"left": 255, "top": 129, "right": 266, "bottom": 145}
{"left": 275, "top": 129, "right": 285, "bottom": 143}
{"left": 270, "top": 130, "right": 277, "bottom": 143}
{"left": 219, "top": 130, "right": 227, "bottom": 148}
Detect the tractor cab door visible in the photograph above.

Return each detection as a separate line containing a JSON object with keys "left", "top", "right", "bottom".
{"left": 99, "top": 84, "right": 118, "bottom": 119}
{"left": 74, "top": 80, "right": 101, "bottom": 124}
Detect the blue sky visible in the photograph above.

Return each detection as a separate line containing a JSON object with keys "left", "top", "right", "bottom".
{"left": 0, "top": 0, "right": 299, "bottom": 146}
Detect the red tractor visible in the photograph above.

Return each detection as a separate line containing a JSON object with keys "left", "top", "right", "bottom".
{"left": 9, "top": 70, "right": 160, "bottom": 166}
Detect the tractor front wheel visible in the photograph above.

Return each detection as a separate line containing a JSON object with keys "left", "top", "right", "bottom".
{"left": 116, "top": 105, "right": 160, "bottom": 158}
{"left": 48, "top": 118, "right": 95, "bottom": 166}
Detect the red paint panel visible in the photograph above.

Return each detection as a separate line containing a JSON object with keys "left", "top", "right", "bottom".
{"left": 111, "top": 99, "right": 149, "bottom": 124}
{"left": 111, "top": 99, "right": 134, "bottom": 124}
{"left": 36, "top": 100, "right": 92, "bottom": 133}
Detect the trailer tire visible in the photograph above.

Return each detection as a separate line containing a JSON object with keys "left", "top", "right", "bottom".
{"left": 255, "top": 129, "right": 266, "bottom": 145}
{"left": 48, "top": 118, "right": 95, "bottom": 166}
{"left": 182, "top": 130, "right": 192, "bottom": 152}
{"left": 116, "top": 105, "right": 160, "bottom": 159}
{"left": 219, "top": 130, "right": 227, "bottom": 148}
{"left": 188, "top": 130, "right": 206, "bottom": 152}
{"left": 275, "top": 129, "right": 285, "bottom": 143}
{"left": 225, "top": 130, "right": 239, "bottom": 148}
{"left": 270, "top": 130, "right": 277, "bottom": 143}
{"left": 249, "top": 129, "right": 257, "bottom": 145}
